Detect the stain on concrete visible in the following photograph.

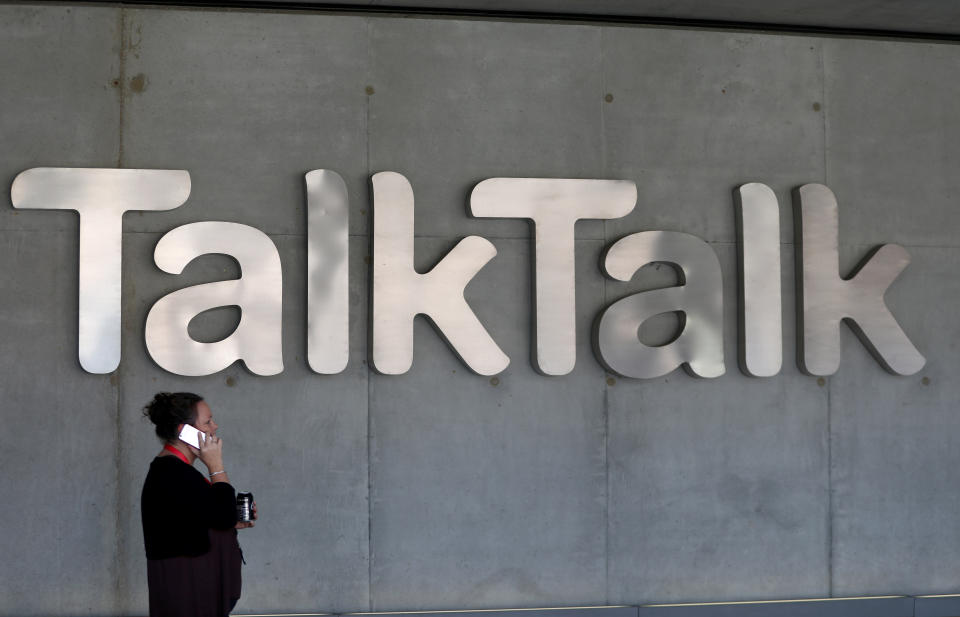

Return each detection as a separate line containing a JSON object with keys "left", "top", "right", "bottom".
{"left": 813, "top": 102, "right": 822, "bottom": 111}
{"left": 606, "top": 376, "right": 616, "bottom": 386}
{"left": 365, "top": 85, "right": 375, "bottom": 95}
{"left": 129, "top": 73, "right": 147, "bottom": 93}
{"left": 123, "top": 21, "right": 143, "bottom": 59}
{"left": 123, "top": 278, "right": 137, "bottom": 334}
{"left": 719, "top": 474, "right": 800, "bottom": 531}
{"left": 468, "top": 567, "right": 547, "bottom": 603}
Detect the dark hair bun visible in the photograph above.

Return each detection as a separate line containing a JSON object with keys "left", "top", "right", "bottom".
{"left": 143, "top": 392, "right": 203, "bottom": 443}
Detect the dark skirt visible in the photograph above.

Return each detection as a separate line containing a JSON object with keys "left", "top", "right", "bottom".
{"left": 147, "top": 528, "right": 242, "bottom": 617}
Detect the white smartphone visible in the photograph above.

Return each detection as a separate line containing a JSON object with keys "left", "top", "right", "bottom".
{"left": 178, "top": 424, "right": 205, "bottom": 449}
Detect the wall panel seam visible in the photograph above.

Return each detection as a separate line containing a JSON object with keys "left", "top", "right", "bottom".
{"left": 113, "top": 6, "right": 128, "bottom": 612}
{"left": 117, "top": 7, "right": 126, "bottom": 170}
{"left": 827, "top": 376, "right": 834, "bottom": 597}
{"left": 600, "top": 25, "right": 610, "bottom": 600}
{"left": 365, "top": 15, "right": 374, "bottom": 613}
{"left": 820, "top": 42, "right": 828, "bottom": 187}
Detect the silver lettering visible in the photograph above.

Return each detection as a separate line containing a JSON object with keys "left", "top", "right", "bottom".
{"left": 735, "top": 183, "right": 782, "bottom": 377}
{"left": 306, "top": 170, "right": 349, "bottom": 374}
{"left": 145, "top": 222, "right": 284, "bottom": 376}
{"left": 10, "top": 168, "right": 190, "bottom": 374}
{"left": 470, "top": 178, "right": 636, "bottom": 375}
{"left": 372, "top": 172, "right": 509, "bottom": 375}
{"left": 794, "top": 184, "right": 925, "bottom": 375}
{"left": 596, "top": 231, "right": 725, "bottom": 379}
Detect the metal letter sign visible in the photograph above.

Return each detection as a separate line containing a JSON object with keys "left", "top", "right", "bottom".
{"left": 145, "top": 222, "right": 284, "bottom": 376}
{"left": 736, "top": 183, "right": 782, "bottom": 377}
{"left": 596, "top": 231, "right": 725, "bottom": 379}
{"left": 372, "top": 172, "right": 509, "bottom": 376}
{"left": 471, "top": 178, "right": 637, "bottom": 375}
{"left": 11, "top": 168, "right": 190, "bottom": 374}
{"left": 794, "top": 184, "right": 925, "bottom": 376}
{"left": 306, "top": 170, "right": 349, "bottom": 374}
{"left": 10, "top": 167, "right": 925, "bottom": 379}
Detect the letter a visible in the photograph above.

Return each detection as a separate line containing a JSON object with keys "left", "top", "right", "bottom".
{"left": 371, "top": 172, "right": 509, "bottom": 375}
{"left": 794, "top": 184, "right": 924, "bottom": 375}
{"left": 595, "top": 231, "right": 725, "bottom": 379}
{"left": 11, "top": 168, "right": 190, "bottom": 374}
{"left": 145, "top": 222, "right": 283, "bottom": 376}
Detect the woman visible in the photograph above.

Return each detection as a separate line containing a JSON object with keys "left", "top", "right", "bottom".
{"left": 141, "top": 392, "right": 257, "bottom": 617}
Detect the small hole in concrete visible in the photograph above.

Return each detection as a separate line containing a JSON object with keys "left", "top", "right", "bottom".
{"left": 226, "top": 376, "right": 236, "bottom": 387}
{"left": 922, "top": 376, "right": 930, "bottom": 385}
{"left": 490, "top": 376, "right": 500, "bottom": 386}
{"left": 365, "top": 85, "right": 375, "bottom": 96}
{"left": 606, "top": 377, "right": 616, "bottom": 386}
{"left": 604, "top": 93, "right": 614, "bottom": 103}
{"left": 817, "top": 377, "right": 826, "bottom": 387}
{"left": 813, "top": 102, "right": 822, "bottom": 111}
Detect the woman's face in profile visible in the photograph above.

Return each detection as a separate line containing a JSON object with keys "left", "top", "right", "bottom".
{"left": 193, "top": 401, "right": 218, "bottom": 436}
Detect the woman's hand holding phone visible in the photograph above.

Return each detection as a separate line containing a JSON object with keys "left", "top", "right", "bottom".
{"left": 178, "top": 424, "right": 204, "bottom": 449}
{"left": 198, "top": 432, "right": 226, "bottom": 479}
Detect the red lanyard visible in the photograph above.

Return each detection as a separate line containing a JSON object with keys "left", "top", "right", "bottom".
{"left": 163, "top": 443, "right": 190, "bottom": 464}
{"left": 163, "top": 444, "right": 211, "bottom": 484}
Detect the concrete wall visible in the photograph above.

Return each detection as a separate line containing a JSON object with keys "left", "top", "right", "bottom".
{"left": 1, "top": 4, "right": 958, "bottom": 615}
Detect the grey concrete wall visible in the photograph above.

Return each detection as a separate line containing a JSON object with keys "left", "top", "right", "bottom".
{"left": 0, "top": 4, "right": 957, "bottom": 616}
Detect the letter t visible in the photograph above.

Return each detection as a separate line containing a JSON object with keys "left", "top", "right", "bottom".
{"left": 11, "top": 168, "right": 191, "bottom": 373}
{"left": 471, "top": 178, "right": 636, "bottom": 375}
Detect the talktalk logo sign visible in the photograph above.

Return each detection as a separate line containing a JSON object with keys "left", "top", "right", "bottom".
{"left": 10, "top": 168, "right": 924, "bottom": 379}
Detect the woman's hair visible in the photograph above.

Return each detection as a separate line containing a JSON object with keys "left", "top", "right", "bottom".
{"left": 143, "top": 392, "right": 203, "bottom": 442}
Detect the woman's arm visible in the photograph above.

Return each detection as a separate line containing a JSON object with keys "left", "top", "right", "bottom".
{"left": 207, "top": 483, "right": 239, "bottom": 529}
{"left": 197, "top": 432, "right": 230, "bottom": 485}
{"left": 197, "top": 433, "right": 239, "bottom": 529}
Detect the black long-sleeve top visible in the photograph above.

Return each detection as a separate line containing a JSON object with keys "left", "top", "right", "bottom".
{"left": 141, "top": 455, "right": 238, "bottom": 560}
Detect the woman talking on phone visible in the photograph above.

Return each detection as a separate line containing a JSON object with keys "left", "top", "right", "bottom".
{"left": 141, "top": 392, "right": 257, "bottom": 617}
